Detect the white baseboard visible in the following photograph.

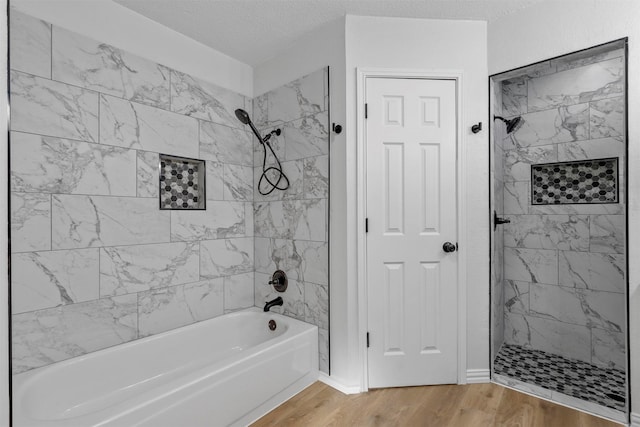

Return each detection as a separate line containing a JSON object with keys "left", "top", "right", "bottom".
{"left": 318, "top": 372, "right": 362, "bottom": 395}
{"left": 630, "top": 412, "right": 640, "bottom": 427}
{"left": 466, "top": 369, "right": 491, "bottom": 384}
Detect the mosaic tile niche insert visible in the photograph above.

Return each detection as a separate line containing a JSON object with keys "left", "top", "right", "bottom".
{"left": 531, "top": 158, "right": 618, "bottom": 205}
{"left": 159, "top": 154, "right": 206, "bottom": 210}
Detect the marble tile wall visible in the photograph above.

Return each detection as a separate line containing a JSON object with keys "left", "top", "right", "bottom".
{"left": 9, "top": 10, "right": 256, "bottom": 374}
{"left": 498, "top": 46, "right": 626, "bottom": 369}
{"left": 252, "top": 68, "right": 330, "bottom": 373}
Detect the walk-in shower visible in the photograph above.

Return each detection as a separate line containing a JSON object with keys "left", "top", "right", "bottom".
{"left": 490, "top": 39, "right": 628, "bottom": 423}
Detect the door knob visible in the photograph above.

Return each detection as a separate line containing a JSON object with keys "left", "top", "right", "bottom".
{"left": 443, "top": 242, "right": 457, "bottom": 253}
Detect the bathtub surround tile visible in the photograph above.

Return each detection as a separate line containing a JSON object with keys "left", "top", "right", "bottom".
{"left": 559, "top": 251, "right": 625, "bottom": 293}
{"left": 254, "top": 199, "right": 326, "bottom": 241}
{"left": 503, "top": 215, "right": 589, "bottom": 251}
{"left": 304, "top": 282, "right": 328, "bottom": 330}
{"left": 11, "top": 132, "right": 136, "bottom": 196}
{"left": 504, "top": 248, "right": 557, "bottom": 285}
{"left": 136, "top": 151, "right": 159, "bottom": 198}
{"left": 267, "top": 69, "right": 326, "bottom": 125}
{"left": 501, "top": 77, "right": 527, "bottom": 116}
{"left": 224, "top": 272, "right": 254, "bottom": 312}
{"left": 505, "top": 280, "right": 529, "bottom": 315}
{"left": 505, "top": 104, "right": 589, "bottom": 149}
{"left": 252, "top": 93, "right": 268, "bottom": 128}
{"left": 590, "top": 215, "right": 624, "bottom": 254}
{"left": 11, "top": 192, "right": 51, "bottom": 253}
{"left": 528, "top": 316, "right": 591, "bottom": 363}
{"left": 206, "top": 160, "right": 225, "bottom": 201}
{"left": 170, "top": 70, "right": 246, "bottom": 128}
{"left": 556, "top": 136, "right": 624, "bottom": 162}
{"left": 170, "top": 201, "right": 244, "bottom": 241}
{"left": 318, "top": 328, "right": 329, "bottom": 374}
{"left": 304, "top": 155, "right": 329, "bottom": 199}
{"left": 10, "top": 70, "right": 99, "bottom": 142}
{"left": 284, "top": 112, "right": 330, "bottom": 161}
{"left": 52, "top": 195, "right": 170, "bottom": 249}
{"left": 254, "top": 129, "right": 285, "bottom": 168}
{"left": 592, "top": 328, "right": 626, "bottom": 369}
{"left": 200, "top": 238, "right": 254, "bottom": 279}
{"left": 590, "top": 97, "right": 624, "bottom": 139}
{"left": 12, "top": 249, "right": 99, "bottom": 314}
{"left": 9, "top": 10, "right": 51, "bottom": 78}
{"left": 223, "top": 164, "right": 253, "bottom": 201}
{"left": 528, "top": 202, "right": 624, "bottom": 215}
{"left": 100, "top": 242, "right": 199, "bottom": 296}
{"left": 137, "top": 279, "right": 224, "bottom": 337}
{"left": 503, "top": 181, "right": 529, "bottom": 215}
{"left": 554, "top": 47, "right": 625, "bottom": 72}
{"left": 255, "top": 272, "right": 305, "bottom": 320}
{"left": 99, "top": 94, "right": 199, "bottom": 158}
{"left": 12, "top": 294, "right": 137, "bottom": 374}
{"left": 199, "top": 120, "right": 253, "bottom": 166}
{"left": 52, "top": 27, "right": 170, "bottom": 109}
{"left": 503, "top": 313, "right": 531, "bottom": 347}
{"left": 527, "top": 58, "right": 624, "bottom": 112}
{"left": 254, "top": 159, "right": 304, "bottom": 202}
{"left": 244, "top": 202, "right": 254, "bottom": 237}
{"left": 255, "top": 238, "right": 328, "bottom": 286}
{"left": 503, "top": 145, "right": 556, "bottom": 182}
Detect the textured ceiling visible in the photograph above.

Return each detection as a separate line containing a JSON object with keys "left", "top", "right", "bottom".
{"left": 114, "top": 0, "right": 543, "bottom": 66}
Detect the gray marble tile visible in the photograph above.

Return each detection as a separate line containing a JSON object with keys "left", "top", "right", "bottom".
{"left": 556, "top": 136, "right": 624, "bottom": 162}
{"left": 11, "top": 192, "right": 50, "bottom": 253}
{"left": 99, "top": 94, "right": 198, "bottom": 158}
{"left": 284, "top": 112, "right": 329, "bottom": 161}
{"left": 11, "top": 131, "right": 136, "bottom": 196}
{"left": 224, "top": 272, "right": 254, "bottom": 312}
{"left": 52, "top": 195, "right": 170, "bottom": 249}
{"left": 10, "top": 70, "right": 98, "bottom": 142}
{"left": 100, "top": 242, "right": 199, "bottom": 296}
{"left": 137, "top": 278, "right": 224, "bottom": 337}
{"left": 252, "top": 93, "right": 269, "bottom": 128}
{"left": 504, "top": 247, "right": 557, "bottom": 284}
{"left": 223, "top": 164, "right": 253, "bottom": 201}
{"left": 136, "top": 151, "right": 158, "bottom": 198}
{"left": 528, "top": 202, "right": 624, "bottom": 215}
{"left": 505, "top": 280, "right": 529, "bottom": 315}
{"left": 170, "top": 201, "right": 244, "bottom": 241}
{"left": 318, "top": 328, "right": 329, "bottom": 374}
{"left": 503, "top": 145, "right": 556, "bottom": 182}
{"left": 254, "top": 199, "right": 326, "bottom": 241}
{"left": 199, "top": 120, "right": 253, "bottom": 166}
{"left": 528, "top": 316, "right": 591, "bottom": 363}
{"left": 304, "top": 155, "right": 328, "bottom": 199}
{"left": 503, "top": 181, "right": 529, "bottom": 215}
{"left": 503, "top": 214, "right": 589, "bottom": 251}
{"left": 254, "top": 272, "right": 304, "bottom": 320}
{"left": 244, "top": 202, "right": 254, "bottom": 237}
{"left": 501, "top": 77, "right": 527, "bottom": 116}
{"left": 200, "top": 237, "right": 253, "bottom": 279}
{"left": 503, "top": 313, "right": 531, "bottom": 347}
{"left": 505, "top": 104, "right": 589, "bottom": 149}
{"left": 592, "top": 327, "right": 625, "bottom": 370}
{"left": 254, "top": 238, "right": 328, "bottom": 286}
{"left": 528, "top": 57, "right": 624, "bottom": 112}
{"left": 590, "top": 97, "right": 624, "bottom": 139}
{"left": 9, "top": 9, "right": 51, "bottom": 78}
{"left": 12, "top": 248, "right": 99, "bottom": 314}
{"left": 266, "top": 69, "right": 326, "bottom": 125}
{"left": 304, "top": 281, "right": 328, "bottom": 329}
{"left": 254, "top": 159, "right": 303, "bottom": 202}
{"left": 206, "top": 160, "right": 225, "bottom": 201}
{"left": 590, "top": 215, "right": 624, "bottom": 254}
{"left": 530, "top": 283, "right": 624, "bottom": 332}
{"left": 494, "top": 178, "right": 504, "bottom": 214}
{"left": 554, "top": 47, "right": 624, "bottom": 72}
{"left": 253, "top": 129, "right": 285, "bottom": 168}
{"left": 52, "top": 27, "right": 170, "bottom": 109}
{"left": 12, "top": 294, "right": 137, "bottom": 374}
{"left": 558, "top": 251, "right": 625, "bottom": 293}
{"left": 170, "top": 69, "right": 246, "bottom": 128}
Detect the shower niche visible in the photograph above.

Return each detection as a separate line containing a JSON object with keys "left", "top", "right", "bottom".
{"left": 489, "top": 39, "right": 628, "bottom": 423}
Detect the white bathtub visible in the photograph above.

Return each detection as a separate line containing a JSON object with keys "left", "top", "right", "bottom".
{"left": 13, "top": 308, "right": 318, "bottom": 427}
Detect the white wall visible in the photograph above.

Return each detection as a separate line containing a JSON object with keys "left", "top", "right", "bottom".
{"left": 489, "top": 0, "right": 640, "bottom": 416}
{"left": 11, "top": 0, "right": 253, "bottom": 96}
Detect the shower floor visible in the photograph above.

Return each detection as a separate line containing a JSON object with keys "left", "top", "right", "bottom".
{"left": 494, "top": 344, "right": 626, "bottom": 411}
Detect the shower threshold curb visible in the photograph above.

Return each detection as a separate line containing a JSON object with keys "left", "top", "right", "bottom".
{"left": 492, "top": 373, "right": 627, "bottom": 425}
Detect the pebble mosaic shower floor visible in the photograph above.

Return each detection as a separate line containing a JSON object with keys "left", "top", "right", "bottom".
{"left": 494, "top": 344, "right": 626, "bottom": 411}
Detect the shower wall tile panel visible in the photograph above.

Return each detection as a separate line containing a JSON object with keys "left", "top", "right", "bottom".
{"left": 498, "top": 51, "right": 626, "bottom": 366}
{"left": 52, "top": 26, "right": 171, "bottom": 109}
{"left": 9, "top": 10, "right": 51, "bottom": 78}
{"left": 9, "top": 12, "right": 256, "bottom": 374}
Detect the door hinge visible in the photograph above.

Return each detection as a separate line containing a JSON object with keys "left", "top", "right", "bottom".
{"left": 365, "top": 218, "right": 369, "bottom": 233}
{"left": 366, "top": 332, "right": 370, "bottom": 348}
{"left": 365, "top": 103, "right": 368, "bottom": 119}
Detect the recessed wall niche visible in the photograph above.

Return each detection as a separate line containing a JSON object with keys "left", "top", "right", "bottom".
{"left": 159, "top": 154, "right": 206, "bottom": 210}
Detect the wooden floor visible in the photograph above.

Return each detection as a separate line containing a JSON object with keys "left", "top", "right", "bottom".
{"left": 251, "top": 382, "right": 619, "bottom": 427}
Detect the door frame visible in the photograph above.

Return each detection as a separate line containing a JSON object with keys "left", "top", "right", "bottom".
{"left": 356, "top": 68, "right": 468, "bottom": 391}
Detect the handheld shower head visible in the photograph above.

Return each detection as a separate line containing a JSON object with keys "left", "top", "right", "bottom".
{"left": 234, "top": 108, "right": 252, "bottom": 125}
{"left": 494, "top": 115, "right": 524, "bottom": 134}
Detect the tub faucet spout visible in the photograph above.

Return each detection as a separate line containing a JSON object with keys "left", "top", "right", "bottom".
{"left": 264, "top": 297, "right": 283, "bottom": 312}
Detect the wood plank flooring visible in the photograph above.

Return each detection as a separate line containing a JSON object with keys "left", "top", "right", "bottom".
{"left": 251, "top": 382, "right": 620, "bottom": 427}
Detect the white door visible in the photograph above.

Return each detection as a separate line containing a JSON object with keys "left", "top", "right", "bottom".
{"left": 366, "top": 77, "right": 458, "bottom": 388}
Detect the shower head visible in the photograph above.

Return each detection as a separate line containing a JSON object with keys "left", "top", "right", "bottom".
{"left": 494, "top": 115, "right": 524, "bottom": 134}
{"left": 234, "top": 108, "right": 252, "bottom": 125}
